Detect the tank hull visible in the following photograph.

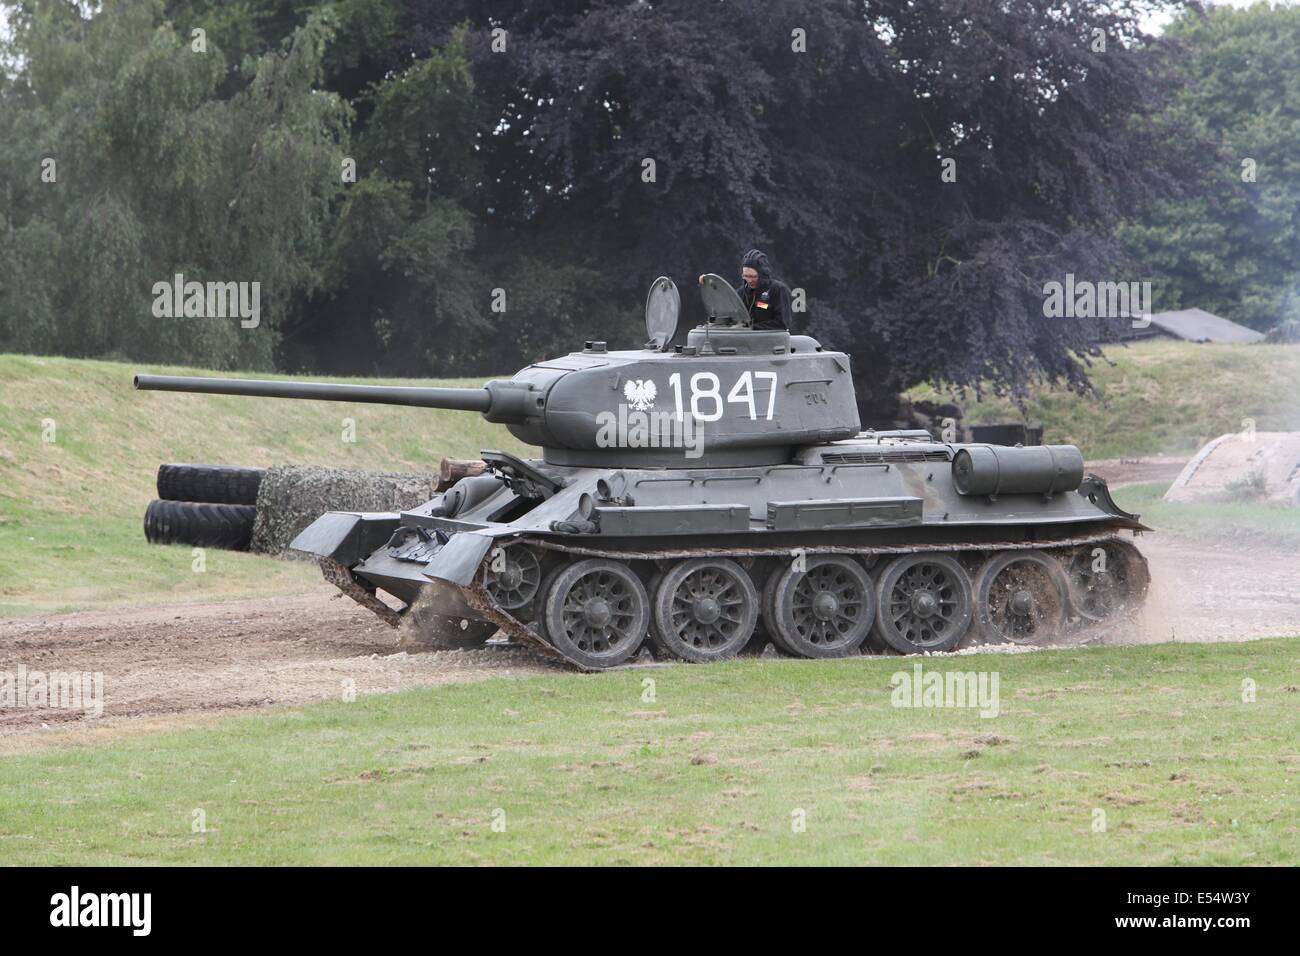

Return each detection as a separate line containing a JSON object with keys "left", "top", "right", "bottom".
{"left": 291, "top": 437, "right": 1151, "bottom": 669}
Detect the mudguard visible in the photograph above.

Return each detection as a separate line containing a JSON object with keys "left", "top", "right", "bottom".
{"left": 422, "top": 529, "right": 505, "bottom": 586}
{"left": 290, "top": 511, "right": 402, "bottom": 565}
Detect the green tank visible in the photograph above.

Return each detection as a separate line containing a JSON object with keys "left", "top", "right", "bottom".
{"left": 134, "top": 275, "right": 1150, "bottom": 669}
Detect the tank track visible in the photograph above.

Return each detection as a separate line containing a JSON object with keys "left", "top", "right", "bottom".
{"left": 319, "top": 557, "right": 404, "bottom": 627}
{"left": 465, "top": 531, "right": 1149, "bottom": 670}
{"left": 318, "top": 556, "right": 573, "bottom": 665}
{"left": 462, "top": 581, "right": 580, "bottom": 667}
{"left": 320, "top": 533, "right": 1150, "bottom": 672}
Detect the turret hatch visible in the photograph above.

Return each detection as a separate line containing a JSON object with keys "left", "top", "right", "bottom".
{"left": 699, "top": 274, "right": 749, "bottom": 327}
{"left": 644, "top": 276, "right": 682, "bottom": 351}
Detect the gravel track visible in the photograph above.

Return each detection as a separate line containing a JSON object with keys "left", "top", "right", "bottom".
{"left": 2, "top": 532, "right": 1297, "bottom": 737}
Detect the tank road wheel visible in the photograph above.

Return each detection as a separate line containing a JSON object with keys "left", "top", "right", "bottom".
{"left": 482, "top": 544, "right": 543, "bottom": 619}
{"left": 541, "top": 559, "right": 649, "bottom": 669}
{"left": 975, "top": 550, "right": 1070, "bottom": 645}
{"left": 874, "top": 554, "right": 974, "bottom": 654}
{"left": 771, "top": 556, "right": 875, "bottom": 658}
{"left": 651, "top": 558, "right": 759, "bottom": 663}
{"left": 1064, "top": 539, "right": 1151, "bottom": 622}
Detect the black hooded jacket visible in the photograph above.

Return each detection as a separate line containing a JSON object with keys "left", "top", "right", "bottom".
{"left": 734, "top": 249, "right": 797, "bottom": 332}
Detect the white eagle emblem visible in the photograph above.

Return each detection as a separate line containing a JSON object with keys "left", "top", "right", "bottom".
{"left": 623, "top": 378, "right": 657, "bottom": 411}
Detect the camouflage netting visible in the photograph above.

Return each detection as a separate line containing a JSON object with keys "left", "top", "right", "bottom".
{"left": 250, "top": 465, "right": 438, "bottom": 555}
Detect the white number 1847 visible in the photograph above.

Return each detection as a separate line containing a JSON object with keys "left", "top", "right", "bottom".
{"left": 667, "top": 371, "right": 777, "bottom": 421}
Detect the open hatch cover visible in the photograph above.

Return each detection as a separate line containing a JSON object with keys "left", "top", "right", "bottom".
{"left": 698, "top": 273, "right": 749, "bottom": 327}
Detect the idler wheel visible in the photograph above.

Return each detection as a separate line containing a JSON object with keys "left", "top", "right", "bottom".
{"left": 540, "top": 559, "right": 649, "bottom": 669}
{"left": 1064, "top": 539, "right": 1151, "bottom": 622}
{"left": 874, "top": 554, "right": 974, "bottom": 653}
{"left": 770, "top": 556, "right": 875, "bottom": 658}
{"left": 651, "top": 558, "right": 758, "bottom": 662}
{"left": 482, "top": 543, "right": 543, "bottom": 615}
{"left": 975, "top": 549, "right": 1069, "bottom": 645}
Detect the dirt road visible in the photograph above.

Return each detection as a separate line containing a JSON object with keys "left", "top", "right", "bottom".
{"left": 1080, "top": 455, "right": 1189, "bottom": 489}
{"left": 2, "top": 532, "right": 1297, "bottom": 736}
{"left": 0, "top": 594, "right": 563, "bottom": 736}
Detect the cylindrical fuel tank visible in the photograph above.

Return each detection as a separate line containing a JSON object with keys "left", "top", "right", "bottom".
{"left": 951, "top": 444, "right": 1084, "bottom": 496}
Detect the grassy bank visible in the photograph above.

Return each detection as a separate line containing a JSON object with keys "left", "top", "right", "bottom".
{"left": 908, "top": 341, "right": 1300, "bottom": 458}
{"left": 0, "top": 638, "right": 1294, "bottom": 865}
{"left": 0, "top": 354, "right": 535, "bottom": 615}
{"left": 1114, "top": 481, "right": 1300, "bottom": 549}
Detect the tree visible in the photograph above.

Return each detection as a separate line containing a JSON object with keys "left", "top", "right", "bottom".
{"left": 1121, "top": 2, "right": 1300, "bottom": 332}
{"left": 163, "top": 0, "right": 403, "bottom": 102}
{"left": 400, "top": 0, "right": 1202, "bottom": 416}
{"left": 277, "top": 18, "right": 633, "bottom": 377}
{"left": 4, "top": 0, "right": 1209, "bottom": 416}
{"left": 0, "top": 0, "right": 349, "bottom": 369}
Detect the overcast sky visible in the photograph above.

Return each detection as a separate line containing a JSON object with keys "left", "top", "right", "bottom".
{"left": 1141, "top": 0, "right": 1290, "bottom": 34}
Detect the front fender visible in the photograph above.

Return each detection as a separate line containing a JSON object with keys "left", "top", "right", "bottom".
{"left": 420, "top": 530, "right": 499, "bottom": 587}
{"left": 289, "top": 511, "right": 402, "bottom": 565}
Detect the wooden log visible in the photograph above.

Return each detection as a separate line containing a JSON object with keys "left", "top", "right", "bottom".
{"left": 437, "top": 457, "right": 487, "bottom": 491}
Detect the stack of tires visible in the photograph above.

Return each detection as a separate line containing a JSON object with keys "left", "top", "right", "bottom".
{"left": 143, "top": 464, "right": 265, "bottom": 551}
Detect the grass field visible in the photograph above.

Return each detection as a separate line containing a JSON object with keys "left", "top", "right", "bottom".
{"left": 1, "top": 638, "right": 1296, "bottom": 865}
{"left": 909, "top": 340, "right": 1300, "bottom": 458}
{"left": 1114, "top": 482, "right": 1300, "bottom": 549}
{"left": 0, "top": 354, "right": 533, "bottom": 615}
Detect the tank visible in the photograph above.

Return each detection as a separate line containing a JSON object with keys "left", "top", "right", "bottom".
{"left": 134, "top": 274, "right": 1151, "bottom": 669}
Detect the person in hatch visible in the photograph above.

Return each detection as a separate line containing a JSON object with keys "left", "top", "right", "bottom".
{"left": 699, "top": 248, "right": 797, "bottom": 331}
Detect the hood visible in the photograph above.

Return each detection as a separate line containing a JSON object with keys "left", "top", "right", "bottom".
{"left": 741, "top": 248, "right": 773, "bottom": 290}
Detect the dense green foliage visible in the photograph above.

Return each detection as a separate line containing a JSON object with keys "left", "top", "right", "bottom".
{"left": 388, "top": 0, "right": 1199, "bottom": 408}
{"left": 1121, "top": 2, "right": 1300, "bottom": 332}
{"left": 2, "top": 1, "right": 1291, "bottom": 411}
{"left": 0, "top": 0, "right": 347, "bottom": 369}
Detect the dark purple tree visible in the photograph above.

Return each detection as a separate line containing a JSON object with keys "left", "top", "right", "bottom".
{"left": 401, "top": 0, "right": 1205, "bottom": 417}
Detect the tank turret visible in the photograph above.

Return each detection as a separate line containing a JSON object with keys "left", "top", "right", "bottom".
{"left": 135, "top": 277, "right": 860, "bottom": 468}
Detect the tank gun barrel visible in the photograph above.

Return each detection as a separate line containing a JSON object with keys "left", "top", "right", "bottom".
{"left": 133, "top": 374, "right": 494, "bottom": 413}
